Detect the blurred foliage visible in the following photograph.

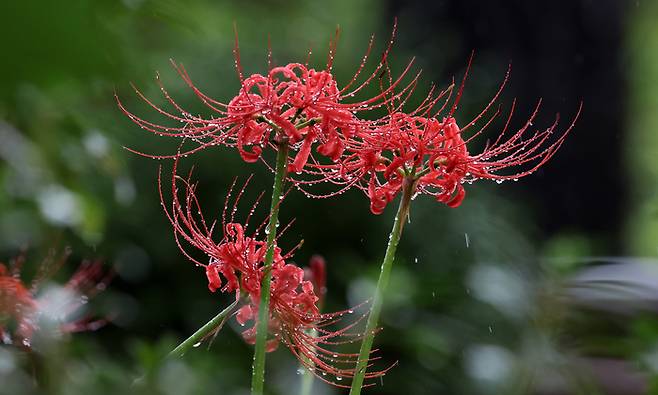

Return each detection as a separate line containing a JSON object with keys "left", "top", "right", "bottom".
{"left": 1, "top": 0, "right": 658, "bottom": 394}
{"left": 625, "top": 0, "right": 658, "bottom": 256}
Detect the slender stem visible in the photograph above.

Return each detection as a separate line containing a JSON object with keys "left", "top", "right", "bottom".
{"left": 251, "top": 141, "right": 290, "bottom": 395}
{"left": 298, "top": 328, "right": 317, "bottom": 395}
{"left": 168, "top": 297, "right": 240, "bottom": 358}
{"left": 349, "top": 177, "right": 416, "bottom": 395}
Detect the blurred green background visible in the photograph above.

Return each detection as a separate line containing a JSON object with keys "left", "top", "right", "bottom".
{"left": 1, "top": 0, "right": 658, "bottom": 394}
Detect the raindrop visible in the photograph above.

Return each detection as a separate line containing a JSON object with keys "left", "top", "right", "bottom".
{"left": 464, "top": 233, "right": 470, "bottom": 248}
{"left": 193, "top": 342, "right": 202, "bottom": 348}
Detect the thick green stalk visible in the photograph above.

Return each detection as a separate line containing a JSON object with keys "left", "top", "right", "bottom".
{"left": 349, "top": 177, "right": 416, "bottom": 395}
{"left": 251, "top": 142, "right": 290, "bottom": 395}
{"left": 168, "top": 297, "right": 239, "bottom": 358}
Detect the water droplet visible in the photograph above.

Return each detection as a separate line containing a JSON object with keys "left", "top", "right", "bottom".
{"left": 193, "top": 342, "right": 202, "bottom": 348}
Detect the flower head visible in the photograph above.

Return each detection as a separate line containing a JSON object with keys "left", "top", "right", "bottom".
{"left": 159, "top": 159, "right": 390, "bottom": 386}
{"left": 0, "top": 250, "right": 110, "bottom": 347}
{"left": 118, "top": 23, "right": 417, "bottom": 181}
{"left": 311, "top": 61, "right": 582, "bottom": 214}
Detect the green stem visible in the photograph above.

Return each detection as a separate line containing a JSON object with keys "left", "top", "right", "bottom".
{"left": 168, "top": 297, "right": 240, "bottom": 358}
{"left": 251, "top": 141, "right": 290, "bottom": 395}
{"left": 349, "top": 177, "right": 416, "bottom": 395}
{"left": 298, "top": 328, "right": 317, "bottom": 395}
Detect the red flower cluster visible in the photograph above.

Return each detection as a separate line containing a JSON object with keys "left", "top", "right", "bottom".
{"left": 292, "top": 56, "right": 582, "bottom": 213}
{"left": 160, "top": 161, "right": 388, "bottom": 386}
{"left": 0, "top": 251, "right": 110, "bottom": 347}
{"left": 335, "top": 99, "right": 581, "bottom": 214}
{"left": 121, "top": 28, "right": 579, "bottom": 215}
{"left": 121, "top": 23, "right": 580, "bottom": 392}
{"left": 118, "top": 24, "right": 417, "bottom": 177}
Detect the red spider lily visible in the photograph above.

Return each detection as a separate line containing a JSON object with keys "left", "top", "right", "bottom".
{"left": 159, "top": 160, "right": 391, "bottom": 387}
{"left": 117, "top": 22, "right": 421, "bottom": 178}
{"left": 0, "top": 251, "right": 111, "bottom": 347}
{"left": 306, "top": 60, "right": 582, "bottom": 214}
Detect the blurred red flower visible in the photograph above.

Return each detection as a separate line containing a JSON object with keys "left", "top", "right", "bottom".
{"left": 0, "top": 251, "right": 111, "bottom": 348}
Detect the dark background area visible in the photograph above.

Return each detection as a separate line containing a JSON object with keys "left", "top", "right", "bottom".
{"left": 388, "top": 0, "right": 628, "bottom": 248}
